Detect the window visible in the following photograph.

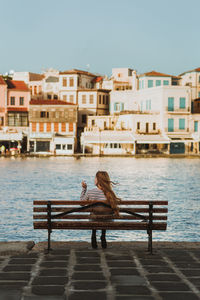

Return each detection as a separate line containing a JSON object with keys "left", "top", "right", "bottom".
{"left": 89, "top": 95, "right": 94, "bottom": 104}
{"left": 40, "top": 111, "right": 49, "bottom": 118}
{"left": 82, "top": 95, "right": 86, "bottom": 104}
{"left": 180, "top": 97, "right": 186, "bottom": 109}
{"left": 56, "top": 144, "right": 61, "bottom": 150}
{"left": 70, "top": 95, "right": 74, "bottom": 102}
{"left": 149, "top": 99, "right": 151, "bottom": 110}
{"left": 19, "top": 97, "right": 24, "bottom": 105}
{"left": 153, "top": 122, "right": 156, "bottom": 130}
{"left": 67, "top": 144, "right": 72, "bottom": 150}
{"left": 168, "top": 97, "right": 174, "bottom": 111}
{"left": 194, "top": 121, "right": 198, "bottom": 132}
{"left": 62, "top": 144, "right": 66, "bottom": 150}
{"left": 121, "top": 103, "right": 124, "bottom": 111}
{"left": 156, "top": 80, "right": 161, "bottom": 86}
{"left": 82, "top": 114, "right": 86, "bottom": 123}
{"left": 34, "top": 86, "right": 37, "bottom": 94}
{"left": 63, "top": 78, "right": 67, "bottom": 87}
{"left": 8, "top": 112, "right": 28, "bottom": 126}
{"left": 148, "top": 80, "right": 153, "bottom": 88}
{"left": 69, "top": 77, "right": 74, "bottom": 87}
{"left": 139, "top": 80, "right": 144, "bottom": 89}
{"left": 54, "top": 95, "right": 58, "bottom": 99}
{"left": 179, "top": 118, "right": 185, "bottom": 130}
{"left": 10, "top": 97, "right": 15, "bottom": 105}
{"left": 99, "top": 95, "right": 101, "bottom": 104}
{"left": 198, "top": 92, "right": 200, "bottom": 98}
{"left": 199, "top": 76, "right": 200, "bottom": 83}
{"left": 137, "top": 122, "right": 140, "bottom": 130}
{"left": 114, "top": 143, "right": 118, "bottom": 148}
{"left": 55, "top": 111, "right": 60, "bottom": 119}
{"left": 92, "top": 120, "right": 95, "bottom": 126}
{"left": 103, "top": 95, "right": 105, "bottom": 104}
{"left": 146, "top": 123, "right": 149, "bottom": 133}
{"left": 47, "top": 94, "right": 51, "bottom": 99}
{"left": 146, "top": 100, "right": 149, "bottom": 110}
{"left": 106, "top": 95, "right": 109, "bottom": 105}
{"left": 63, "top": 95, "right": 67, "bottom": 101}
{"left": 163, "top": 80, "right": 169, "bottom": 86}
{"left": 168, "top": 119, "right": 174, "bottom": 132}
{"left": 114, "top": 103, "right": 121, "bottom": 111}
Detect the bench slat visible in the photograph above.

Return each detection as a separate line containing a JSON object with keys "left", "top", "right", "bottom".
{"left": 33, "top": 200, "right": 168, "bottom": 205}
{"left": 34, "top": 221, "right": 167, "bottom": 230}
{"left": 33, "top": 207, "right": 168, "bottom": 213}
{"left": 33, "top": 214, "right": 167, "bottom": 220}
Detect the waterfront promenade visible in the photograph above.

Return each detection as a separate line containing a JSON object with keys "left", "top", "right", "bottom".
{"left": 0, "top": 241, "right": 200, "bottom": 300}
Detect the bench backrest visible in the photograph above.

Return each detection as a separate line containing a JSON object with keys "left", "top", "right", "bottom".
{"left": 33, "top": 200, "right": 168, "bottom": 231}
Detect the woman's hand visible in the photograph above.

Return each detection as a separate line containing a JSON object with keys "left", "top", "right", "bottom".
{"left": 82, "top": 181, "right": 87, "bottom": 189}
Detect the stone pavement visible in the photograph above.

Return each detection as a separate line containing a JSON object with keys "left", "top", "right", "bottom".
{"left": 0, "top": 242, "right": 200, "bottom": 300}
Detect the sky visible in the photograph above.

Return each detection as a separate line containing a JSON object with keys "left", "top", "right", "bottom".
{"left": 0, "top": 0, "right": 200, "bottom": 77}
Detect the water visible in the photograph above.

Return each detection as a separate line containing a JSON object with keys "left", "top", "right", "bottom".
{"left": 0, "top": 156, "right": 200, "bottom": 242}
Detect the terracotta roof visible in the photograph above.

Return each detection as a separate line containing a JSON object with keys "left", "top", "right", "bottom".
{"left": 59, "top": 69, "right": 96, "bottom": 77}
{"left": 7, "top": 107, "right": 28, "bottom": 112}
{"left": 6, "top": 80, "right": 30, "bottom": 91}
{"left": 92, "top": 76, "right": 103, "bottom": 83}
{"left": 29, "top": 73, "right": 44, "bottom": 81}
{"left": 30, "top": 99, "right": 76, "bottom": 105}
{"left": 179, "top": 67, "right": 200, "bottom": 76}
{"left": 0, "top": 76, "right": 6, "bottom": 85}
{"left": 139, "top": 70, "right": 172, "bottom": 78}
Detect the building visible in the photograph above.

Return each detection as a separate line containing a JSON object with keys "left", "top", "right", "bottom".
{"left": 29, "top": 99, "right": 77, "bottom": 155}
{"left": 81, "top": 113, "right": 170, "bottom": 155}
{"left": 0, "top": 77, "right": 30, "bottom": 152}
{"left": 13, "top": 72, "right": 44, "bottom": 99}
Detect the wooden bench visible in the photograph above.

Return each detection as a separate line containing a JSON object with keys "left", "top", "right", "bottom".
{"left": 33, "top": 200, "right": 168, "bottom": 254}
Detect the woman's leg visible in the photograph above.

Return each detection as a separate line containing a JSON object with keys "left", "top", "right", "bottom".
{"left": 101, "top": 229, "right": 107, "bottom": 249}
{"left": 91, "top": 229, "right": 97, "bottom": 249}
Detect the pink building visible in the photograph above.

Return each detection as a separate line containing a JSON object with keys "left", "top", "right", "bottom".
{"left": 0, "top": 77, "right": 30, "bottom": 152}
{"left": 0, "top": 76, "right": 7, "bottom": 128}
{"left": 6, "top": 79, "right": 30, "bottom": 127}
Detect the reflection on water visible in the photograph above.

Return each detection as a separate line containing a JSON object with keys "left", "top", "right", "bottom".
{"left": 0, "top": 156, "right": 200, "bottom": 242}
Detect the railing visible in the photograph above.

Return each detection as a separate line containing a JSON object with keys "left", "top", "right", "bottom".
{"left": 164, "top": 128, "right": 190, "bottom": 133}
{"left": 166, "top": 107, "right": 190, "bottom": 113}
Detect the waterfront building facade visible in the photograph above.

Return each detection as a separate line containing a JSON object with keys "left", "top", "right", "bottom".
{"left": 0, "top": 77, "right": 30, "bottom": 153}
{"left": 29, "top": 99, "right": 77, "bottom": 155}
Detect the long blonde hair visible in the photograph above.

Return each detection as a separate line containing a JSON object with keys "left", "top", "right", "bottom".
{"left": 96, "top": 171, "right": 121, "bottom": 215}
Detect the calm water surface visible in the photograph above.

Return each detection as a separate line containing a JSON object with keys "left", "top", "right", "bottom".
{"left": 0, "top": 156, "right": 200, "bottom": 242}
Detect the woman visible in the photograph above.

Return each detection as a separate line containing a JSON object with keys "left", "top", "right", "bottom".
{"left": 80, "top": 171, "right": 121, "bottom": 249}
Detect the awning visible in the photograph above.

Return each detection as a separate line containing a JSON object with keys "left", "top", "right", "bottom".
{"left": 0, "top": 132, "right": 23, "bottom": 141}
{"left": 82, "top": 131, "right": 135, "bottom": 144}
{"left": 29, "top": 132, "right": 53, "bottom": 139}
{"left": 168, "top": 134, "right": 194, "bottom": 141}
{"left": 134, "top": 134, "right": 170, "bottom": 144}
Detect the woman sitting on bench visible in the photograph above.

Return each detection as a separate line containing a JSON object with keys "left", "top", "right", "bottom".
{"left": 80, "top": 171, "right": 121, "bottom": 249}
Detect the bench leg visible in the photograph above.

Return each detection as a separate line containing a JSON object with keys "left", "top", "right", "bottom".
{"left": 47, "top": 229, "right": 51, "bottom": 252}
{"left": 148, "top": 229, "right": 153, "bottom": 254}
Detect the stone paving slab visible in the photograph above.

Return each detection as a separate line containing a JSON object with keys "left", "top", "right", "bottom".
{"left": 0, "top": 242, "right": 199, "bottom": 300}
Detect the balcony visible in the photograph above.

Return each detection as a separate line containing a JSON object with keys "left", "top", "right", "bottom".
{"left": 164, "top": 128, "right": 190, "bottom": 133}
{"left": 166, "top": 107, "right": 190, "bottom": 113}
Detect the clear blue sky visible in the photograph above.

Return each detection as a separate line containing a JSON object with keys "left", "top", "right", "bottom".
{"left": 0, "top": 0, "right": 200, "bottom": 76}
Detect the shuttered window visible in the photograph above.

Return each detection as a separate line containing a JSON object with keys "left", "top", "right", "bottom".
{"left": 180, "top": 97, "right": 186, "bottom": 109}
{"left": 168, "top": 119, "right": 174, "bottom": 132}
{"left": 194, "top": 121, "right": 198, "bottom": 132}
{"left": 179, "top": 118, "right": 185, "bottom": 130}
{"left": 168, "top": 97, "right": 174, "bottom": 111}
